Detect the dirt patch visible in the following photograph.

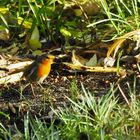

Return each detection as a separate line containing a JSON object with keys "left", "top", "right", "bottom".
{"left": 0, "top": 68, "right": 139, "bottom": 133}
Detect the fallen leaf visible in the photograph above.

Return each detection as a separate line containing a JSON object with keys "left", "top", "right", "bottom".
{"left": 71, "top": 50, "right": 87, "bottom": 66}
{"left": 85, "top": 54, "right": 97, "bottom": 66}
{"left": 103, "top": 57, "right": 116, "bottom": 67}
{"left": 0, "top": 72, "right": 23, "bottom": 84}
{"left": 107, "top": 29, "right": 140, "bottom": 58}
{"left": 63, "top": 62, "right": 125, "bottom": 74}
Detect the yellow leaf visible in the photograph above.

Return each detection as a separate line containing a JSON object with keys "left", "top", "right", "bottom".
{"left": 60, "top": 28, "right": 71, "bottom": 37}
{"left": 18, "top": 17, "right": 32, "bottom": 29}
{"left": 63, "top": 62, "right": 125, "bottom": 74}
{"left": 72, "top": 50, "right": 87, "bottom": 66}
{"left": 0, "top": 7, "right": 9, "bottom": 14}
{"left": 74, "top": 9, "right": 82, "bottom": 17}
{"left": 107, "top": 29, "right": 140, "bottom": 58}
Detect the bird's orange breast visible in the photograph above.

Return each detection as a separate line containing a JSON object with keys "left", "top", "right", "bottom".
{"left": 37, "top": 59, "right": 51, "bottom": 78}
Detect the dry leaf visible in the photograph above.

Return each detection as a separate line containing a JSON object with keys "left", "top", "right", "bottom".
{"left": 63, "top": 62, "right": 125, "bottom": 74}
{"left": 72, "top": 50, "right": 87, "bottom": 66}
{"left": 0, "top": 72, "right": 23, "bottom": 84}
{"left": 104, "top": 57, "right": 116, "bottom": 67}
{"left": 107, "top": 29, "right": 140, "bottom": 58}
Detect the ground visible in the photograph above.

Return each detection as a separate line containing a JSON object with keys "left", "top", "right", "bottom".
{"left": 0, "top": 63, "right": 139, "bottom": 134}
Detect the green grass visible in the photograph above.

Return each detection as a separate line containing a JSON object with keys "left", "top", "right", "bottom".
{"left": 1, "top": 0, "right": 139, "bottom": 47}
{"left": 53, "top": 82, "right": 140, "bottom": 139}
{"left": 1, "top": 79, "right": 140, "bottom": 139}
{"left": 88, "top": 0, "right": 140, "bottom": 41}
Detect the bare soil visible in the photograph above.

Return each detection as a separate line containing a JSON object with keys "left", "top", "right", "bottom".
{"left": 0, "top": 65, "right": 139, "bottom": 134}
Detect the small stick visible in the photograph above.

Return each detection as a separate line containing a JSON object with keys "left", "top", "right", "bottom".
{"left": 118, "top": 84, "right": 130, "bottom": 106}
{"left": 30, "top": 83, "right": 35, "bottom": 97}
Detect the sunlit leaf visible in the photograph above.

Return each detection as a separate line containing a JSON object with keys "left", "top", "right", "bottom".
{"left": 29, "top": 26, "right": 42, "bottom": 50}
{"left": 30, "top": 26, "right": 39, "bottom": 41}
{"left": 29, "top": 39, "right": 42, "bottom": 50}
{"left": 74, "top": 9, "right": 82, "bottom": 17}
{"left": 70, "top": 30, "right": 83, "bottom": 38}
{"left": 18, "top": 17, "right": 32, "bottom": 29}
{"left": 60, "top": 28, "right": 71, "bottom": 37}
{"left": 0, "top": 13, "right": 9, "bottom": 28}
{"left": 0, "top": 7, "right": 9, "bottom": 14}
{"left": 18, "top": 30, "right": 27, "bottom": 38}
{"left": 32, "top": 50, "right": 44, "bottom": 56}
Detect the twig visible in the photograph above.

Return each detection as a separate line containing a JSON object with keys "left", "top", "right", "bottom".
{"left": 118, "top": 84, "right": 130, "bottom": 106}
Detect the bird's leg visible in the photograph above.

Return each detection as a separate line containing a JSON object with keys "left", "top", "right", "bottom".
{"left": 30, "top": 83, "right": 36, "bottom": 97}
{"left": 24, "top": 83, "right": 36, "bottom": 97}
{"left": 38, "top": 83, "right": 46, "bottom": 93}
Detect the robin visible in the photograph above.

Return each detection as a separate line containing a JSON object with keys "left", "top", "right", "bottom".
{"left": 23, "top": 54, "right": 55, "bottom": 84}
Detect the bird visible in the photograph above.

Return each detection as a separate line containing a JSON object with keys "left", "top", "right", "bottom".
{"left": 22, "top": 54, "right": 55, "bottom": 84}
